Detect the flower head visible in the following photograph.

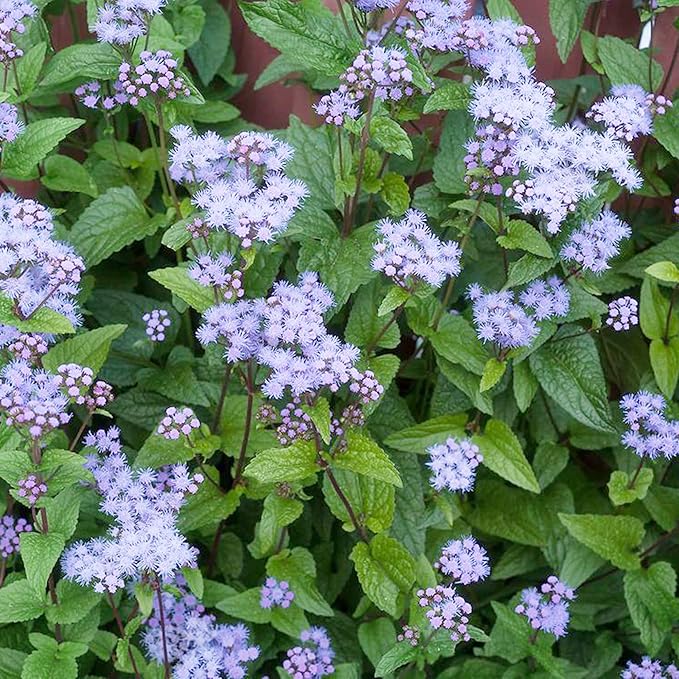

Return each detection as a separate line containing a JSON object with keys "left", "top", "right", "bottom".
{"left": 94, "top": 0, "right": 166, "bottom": 45}
{"left": 260, "top": 577, "right": 295, "bottom": 609}
{"left": 622, "top": 657, "right": 679, "bottom": 679}
{"left": 117, "top": 50, "right": 190, "bottom": 105}
{"left": 17, "top": 474, "right": 47, "bottom": 506}
{"left": 417, "top": 584, "right": 472, "bottom": 641}
{"left": 143, "top": 309, "right": 171, "bottom": 342}
{"left": 282, "top": 627, "right": 335, "bottom": 679}
{"left": 426, "top": 437, "right": 483, "bottom": 492}
{"left": 620, "top": 391, "right": 679, "bottom": 460}
{"left": 0, "top": 103, "right": 23, "bottom": 147}
{"left": 606, "top": 296, "right": 638, "bottom": 331}
{"left": 156, "top": 406, "right": 201, "bottom": 440}
{"left": 435, "top": 535, "right": 490, "bottom": 584}
{"left": 515, "top": 575, "right": 575, "bottom": 638}
{"left": 0, "top": 514, "right": 31, "bottom": 558}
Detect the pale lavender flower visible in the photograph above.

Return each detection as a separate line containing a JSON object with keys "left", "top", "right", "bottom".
{"left": 435, "top": 535, "right": 490, "bottom": 584}
{"left": 586, "top": 84, "right": 672, "bottom": 142}
{"left": 341, "top": 46, "right": 415, "bottom": 102}
{"left": 6, "top": 333, "right": 48, "bottom": 362}
{"left": 117, "top": 50, "right": 190, "bottom": 106}
{"left": 282, "top": 627, "right": 335, "bottom": 679}
{"left": 426, "top": 437, "right": 482, "bottom": 493}
{"left": 75, "top": 80, "right": 128, "bottom": 110}
{"left": 674, "top": 198, "right": 679, "bottom": 219}
{"left": 186, "top": 216, "right": 211, "bottom": 239}
{"left": 0, "top": 0, "right": 36, "bottom": 63}
{"left": 189, "top": 253, "right": 244, "bottom": 301}
{"left": 260, "top": 577, "right": 295, "bottom": 609}
{"left": 156, "top": 406, "right": 201, "bottom": 440}
{"left": 0, "top": 103, "right": 23, "bottom": 148}
{"left": 143, "top": 309, "right": 171, "bottom": 342}
{"left": 226, "top": 131, "right": 293, "bottom": 173}
{"left": 620, "top": 391, "right": 679, "bottom": 460}
{"left": 0, "top": 361, "right": 71, "bottom": 439}
{"left": 622, "top": 658, "right": 679, "bottom": 679}
{"left": 314, "top": 90, "right": 361, "bottom": 126}
{"left": 62, "top": 451, "right": 202, "bottom": 593}
{"left": 348, "top": 368, "right": 384, "bottom": 404}
{"left": 372, "top": 209, "right": 462, "bottom": 288}
{"left": 467, "top": 284, "right": 539, "bottom": 349}
{"left": 519, "top": 277, "right": 570, "bottom": 320}
{"left": 397, "top": 625, "right": 421, "bottom": 646}
{"left": 515, "top": 575, "right": 575, "bottom": 639}
{"left": 56, "top": 363, "right": 94, "bottom": 402}
{"left": 405, "top": 0, "right": 470, "bottom": 53}
{"left": 606, "top": 296, "right": 638, "bottom": 331}
{"left": 417, "top": 584, "right": 472, "bottom": 641}
{"left": 83, "top": 426, "right": 123, "bottom": 454}
{"left": 354, "top": 0, "right": 399, "bottom": 10}
{"left": 561, "top": 210, "right": 631, "bottom": 273}
{"left": 366, "top": 16, "right": 416, "bottom": 46}
{"left": 17, "top": 474, "right": 47, "bottom": 506}
{"left": 169, "top": 125, "right": 230, "bottom": 185}
{"left": 94, "top": 0, "right": 165, "bottom": 45}
{"left": 0, "top": 514, "right": 31, "bottom": 558}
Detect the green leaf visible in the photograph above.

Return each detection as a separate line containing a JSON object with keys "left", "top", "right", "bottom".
{"left": 216, "top": 588, "right": 269, "bottom": 623}
{"left": 474, "top": 419, "right": 540, "bottom": 493}
{"left": 505, "top": 254, "right": 554, "bottom": 289}
{"left": 645, "top": 261, "right": 679, "bottom": 284}
{"left": 450, "top": 198, "right": 501, "bottom": 232}
{"left": 496, "top": 220, "right": 553, "bottom": 259}
{"left": 430, "top": 313, "right": 488, "bottom": 375}
{"left": 433, "top": 110, "right": 475, "bottom": 194}
{"left": 653, "top": 102, "right": 679, "bottom": 160}
{"left": 350, "top": 534, "right": 415, "bottom": 617}
{"left": 21, "top": 642, "right": 81, "bottom": 679}
{"left": 46, "top": 580, "right": 101, "bottom": 626}
{"left": 148, "top": 267, "right": 214, "bottom": 312}
{"left": 44, "top": 487, "right": 82, "bottom": 541}
{"left": 333, "top": 431, "right": 402, "bottom": 487}
{"left": 513, "top": 360, "right": 538, "bottom": 412}
{"left": 188, "top": 0, "right": 231, "bottom": 84}
{"left": 303, "top": 398, "right": 331, "bottom": 445}
{"left": 174, "top": 4, "right": 206, "bottom": 47}
{"left": 0, "top": 450, "right": 32, "bottom": 487}
{"left": 190, "top": 100, "right": 240, "bottom": 123}
{"left": 162, "top": 218, "right": 193, "bottom": 251}
{"left": 239, "top": 0, "right": 355, "bottom": 76}
{"left": 380, "top": 172, "right": 410, "bottom": 216}
{"left": 358, "top": 618, "right": 396, "bottom": 671}
{"left": 374, "top": 643, "right": 418, "bottom": 677}
{"left": 479, "top": 358, "right": 506, "bottom": 392}
{"left": 244, "top": 441, "right": 319, "bottom": 484}
{"left": 549, "top": 0, "right": 592, "bottom": 62}
{"left": 559, "top": 513, "right": 645, "bottom": 570}
{"left": 378, "top": 286, "right": 410, "bottom": 318}
{"left": 485, "top": 0, "right": 521, "bottom": 21}
{"left": 0, "top": 579, "right": 46, "bottom": 624}
{"left": 20, "top": 532, "right": 66, "bottom": 596}
{"left": 423, "top": 81, "right": 471, "bottom": 114}
{"left": 370, "top": 117, "right": 413, "bottom": 160}
{"left": 608, "top": 469, "right": 654, "bottom": 506}
{"left": 533, "top": 442, "right": 569, "bottom": 490}
{"left": 0, "top": 647, "right": 26, "bottom": 679}
{"left": 68, "top": 187, "right": 160, "bottom": 267}
{"left": 598, "top": 35, "right": 663, "bottom": 89}
{"left": 2, "top": 118, "right": 85, "bottom": 180}
{"left": 39, "top": 43, "right": 120, "bottom": 90}
{"left": 529, "top": 332, "right": 615, "bottom": 433}
{"left": 15, "top": 43, "right": 47, "bottom": 96}
{"left": 640, "top": 277, "right": 678, "bottom": 341}
{"left": 42, "top": 325, "right": 127, "bottom": 374}
{"left": 624, "top": 562, "right": 679, "bottom": 654}
{"left": 0, "top": 293, "right": 75, "bottom": 335}
{"left": 41, "top": 155, "right": 98, "bottom": 197}
{"left": 267, "top": 547, "right": 334, "bottom": 616}
{"left": 650, "top": 338, "right": 679, "bottom": 399}
{"left": 384, "top": 414, "right": 467, "bottom": 453}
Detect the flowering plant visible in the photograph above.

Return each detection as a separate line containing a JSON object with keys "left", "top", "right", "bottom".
{"left": 0, "top": 0, "right": 678, "bottom": 676}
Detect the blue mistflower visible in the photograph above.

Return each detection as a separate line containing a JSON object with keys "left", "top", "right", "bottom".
{"left": 427, "top": 437, "right": 483, "bottom": 493}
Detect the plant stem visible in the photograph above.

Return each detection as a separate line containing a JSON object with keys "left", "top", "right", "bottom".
{"left": 155, "top": 578, "right": 171, "bottom": 679}
{"left": 320, "top": 459, "right": 369, "bottom": 542}
{"left": 107, "top": 593, "right": 142, "bottom": 679}
{"left": 212, "top": 364, "right": 232, "bottom": 433}
{"left": 663, "top": 285, "right": 678, "bottom": 344}
{"left": 232, "top": 361, "right": 255, "bottom": 486}
{"left": 154, "top": 101, "right": 181, "bottom": 214}
{"left": 69, "top": 411, "right": 93, "bottom": 451}
{"left": 365, "top": 304, "right": 405, "bottom": 356}
{"left": 38, "top": 507, "right": 62, "bottom": 642}
{"left": 628, "top": 459, "right": 645, "bottom": 489}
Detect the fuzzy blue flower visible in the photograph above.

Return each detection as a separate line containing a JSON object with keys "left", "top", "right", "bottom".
{"left": 426, "top": 437, "right": 482, "bottom": 493}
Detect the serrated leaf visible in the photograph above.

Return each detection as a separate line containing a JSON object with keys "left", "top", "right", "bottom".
{"left": 333, "top": 431, "right": 401, "bottom": 487}
{"left": 15, "top": 43, "right": 47, "bottom": 96}
{"left": 653, "top": 102, "right": 679, "bottom": 160}
{"left": 188, "top": 0, "right": 231, "bottom": 85}
{"left": 41, "top": 155, "right": 98, "bottom": 197}
{"left": 20, "top": 532, "right": 66, "bottom": 596}
{"left": 473, "top": 419, "right": 540, "bottom": 493}
{"left": 303, "top": 398, "right": 331, "bottom": 445}
{"left": 480, "top": 357, "right": 506, "bottom": 392}
{"left": 380, "top": 172, "right": 410, "bottom": 216}
{"left": 39, "top": 43, "right": 120, "bottom": 90}
{"left": 0, "top": 293, "right": 75, "bottom": 335}
{"left": 513, "top": 359, "right": 538, "bottom": 412}
{"left": 640, "top": 277, "right": 678, "bottom": 341}
{"left": 423, "top": 81, "right": 470, "bottom": 114}
{"left": 67, "top": 187, "right": 160, "bottom": 267}
{"left": 148, "top": 266, "right": 214, "bottom": 312}
{"left": 650, "top": 337, "right": 679, "bottom": 399}
{"left": 384, "top": 414, "right": 467, "bottom": 453}
{"left": 179, "top": 465, "right": 242, "bottom": 532}
{"left": 244, "top": 441, "right": 319, "bottom": 484}
{"left": 433, "top": 110, "right": 475, "bottom": 194}
{"left": 42, "top": 325, "right": 127, "bottom": 374}
{"left": 350, "top": 534, "right": 415, "bottom": 617}
{"left": 370, "top": 117, "right": 413, "bottom": 160}
{"left": 608, "top": 469, "right": 654, "bottom": 506}
{"left": 1, "top": 118, "right": 84, "bottom": 180}
{"left": 529, "top": 332, "right": 615, "bottom": 433}
{"left": 549, "top": 0, "right": 591, "bottom": 62}
{"left": 559, "top": 513, "right": 645, "bottom": 570}
{"left": 0, "top": 579, "right": 46, "bottom": 624}
{"left": 598, "top": 35, "right": 663, "bottom": 89}
{"left": 496, "top": 220, "right": 553, "bottom": 258}
{"left": 374, "top": 643, "right": 417, "bottom": 677}
{"left": 645, "top": 261, "right": 679, "bottom": 284}
{"left": 378, "top": 286, "right": 410, "bottom": 318}
{"left": 46, "top": 580, "right": 101, "bottom": 626}
{"left": 430, "top": 313, "right": 488, "bottom": 375}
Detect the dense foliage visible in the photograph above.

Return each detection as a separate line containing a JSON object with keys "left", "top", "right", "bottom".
{"left": 0, "top": 0, "right": 678, "bottom": 676}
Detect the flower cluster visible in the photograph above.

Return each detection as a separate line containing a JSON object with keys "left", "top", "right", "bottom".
{"left": 515, "top": 575, "right": 575, "bottom": 638}
{"left": 0, "top": 514, "right": 31, "bottom": 558}
{"left": 372, "top": 209, "right": 462, "bottom": 288}
{"left": 6, "top": 333, "right": 48, "bottom": 362}
{"left": 169, "top": 125, "right": 230, "bottom": 184}
{"left": 282, "top": 627, "right": 335, "bottom": 679}
{"left": 118, "top": 50, "right": 190, "bottom": 105}
{"left": 426, "top": 437, "right": 483, "bottom": 493}
{"left": 397, "top": 625, "right": 421, "bottom": 646}
{"left": 260, "top": 577, "right": 295, "bottom": 609}
{"left": 189, "top": 253, "right": 244, "bottom": 301}
{"left": 353, "top": 0, "right": 399, "bottom": 11}
{"left": 17, "top": 474, "right": 47, "bottom": 506}
{"left": 561, "top": 210, "right": 632, "bottom": 274}
{"left": 0, "top": 195, "right": 84, "bottom": 328}
{"left": 143, "top": 309, "right": 171, "bottom": 342}
{"left": 416, "top": 585, "right": 472, "bottom": 641}
{"left": 62, "top": 442, "right": 202, "bottom": 593}
{"left": 93, "top": 0, "right": 166, "bottom": 45}
{"left": 586, "top": 84, "right": 672, "bottom": 142}
{"left": 0, "top": 103, "right": 23, "bottom": 149}
{"left": 156, "top": 406, "right": 201, "bottom": 440}
{"left": 315, "top": 46, "right": 418, "bottom": 125}
{"left": 0, "top": 361, "right": 71, "bottom": 439}
{"left": 621, "top": 657, "right": 679, "bottom": 679}
{"left": 83, "top": 426, "right": 123, "bottom": 455}
{"left": 620, "top": 391, "right": 679, "bottom": 459}
{"left": 606, "top": 296, "right": 638, "bottom": 332}
{"left": 143, "top": 584, "right": 260, "bottom": 679}
{"left": 434, "top": 536, "right": 490, "bottom": 585}
{"left": 0, "top": 0, "right": 36, "bottom": 63}
{"left": 467, "top": 278, "right": 569, "bottom": 349}
{"left": 75, "top": 80, "right": 128, "bottom": 111}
